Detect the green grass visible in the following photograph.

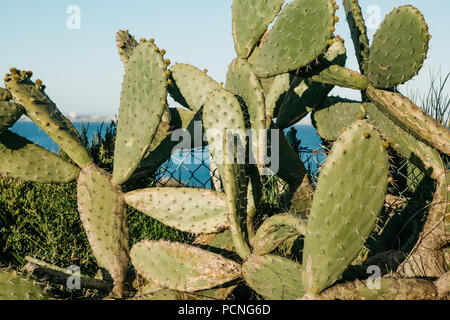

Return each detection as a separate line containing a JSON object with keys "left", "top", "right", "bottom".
{"left": 409, "top": 68, "right": 450, "bottom": 128}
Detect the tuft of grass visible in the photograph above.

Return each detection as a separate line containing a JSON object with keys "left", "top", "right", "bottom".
{"left": 409, "top": 68, "right": 450, "bottom": 127}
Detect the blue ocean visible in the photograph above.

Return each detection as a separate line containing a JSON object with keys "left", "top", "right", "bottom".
{"left": 10, "top": 122, "right": 324, "bottom": 188}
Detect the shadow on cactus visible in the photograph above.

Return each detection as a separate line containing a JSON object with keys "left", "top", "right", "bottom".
{"left": 0, "top": 0, "right": 449, "bottom": 300}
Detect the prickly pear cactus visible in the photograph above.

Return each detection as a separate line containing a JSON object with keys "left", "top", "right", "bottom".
{"left": 116, "top": 29, "right": 138, "bottom": 65}
{"left": 320, "top": 276, "right": 439, "bottom": 300}
{"left": 77, "top": 163, "right": 129, "bottom": 297}
{"left": 342, "top": 0, "right": 370, "bottom": 75}
{"left": 363, "top": 102, "right": 444, "bottom": 180}
{"left": 0, "top": 87, "right": 12, "bottom": 101}
{"left": 232, "top": 0, "right": 284, "bottom": 59}
{"left": 170, "top": 64, "right": 221, "bottom": 112}
{"left": 226, "top": 58, "right": 266, "bottom": 169}
{"left": 302, "top": 120, "right": 390, "bottom": 295}
{"left": 0, "top": 269, "right": 50, "bottom": 300}
{"left": 253, "top": 213, "right": 307, "bottom": 255}
{"left": 124, "top": 188, "right": 229, "bottom": 235}
{"left": 311, "top": 65, "right": 369, "bottom": 91}
{"left": 1, "top": 0, "right": 448, "bottom": 302}
{"left": 113, "top": 40, "right": 168, "bottom": 184}
{"left": 4, "top": 69, "right": 93, "bottom": 168}
{"left": 130, "top": 240, "right": 242, "bottom": 292}
{"left": 249, "top": 0, "right": 336, "bottom": 77}
{"left": 0, "top": 131, "right": 80, "bottom": 183}
{"left": 0, "top": 101, "right": 24, "bottom": 135}
{"left": 367, "top": 86, "right": 450, "bottom": 156}
{"left": 367, "top": 5, "right": 431, "bottom": 89}
{"left": 242, "top": 254, "right": 304, "bottom": 300}
{"left": 312, "top": 98, "right": 367, "bottom": 141}
{"left": 203, "top": 88, "right": 247, "bottom": 179}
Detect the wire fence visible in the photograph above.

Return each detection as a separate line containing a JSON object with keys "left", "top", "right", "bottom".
{"left": 152, "top": 144, "right": 328, "bottom": 192}
{"left": 151, "top": 143, "right": 426, "bottom": 211}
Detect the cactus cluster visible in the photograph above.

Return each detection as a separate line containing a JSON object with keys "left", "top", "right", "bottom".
{"left": 0, "top": 0, "right": 449, "bottom": 300}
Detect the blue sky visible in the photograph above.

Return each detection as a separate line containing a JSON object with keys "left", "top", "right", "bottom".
{"left": 0, "top": 0, "right": 449, "bottom": 117}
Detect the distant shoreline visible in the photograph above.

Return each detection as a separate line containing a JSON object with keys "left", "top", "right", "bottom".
{"left": 18, "top": 114, "right": 117, "bottom": 123}
{"left": 17, "top": 115, "right": 313, "bottom": 126}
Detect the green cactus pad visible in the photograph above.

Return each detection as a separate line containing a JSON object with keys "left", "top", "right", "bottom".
{"left": 208, "top": 230, "right": 235, "bottom": 252}
{"left": 170, "top": 64, "right": 222, "bottom": 112}
{"left": 342, "top": 0, "right": 370, "bottom": 75}
{"left": 289, "top": 175, "right": 314, "bottom": 217}
{"left": 311, "top": 65, "right": 369, "bottom": 90}
{"left": 194, "top": 230, "right": 235, "bottom": 253}
{"left": 445, "top": 173, "right": 450, "bottom": 239}
{"left": 249, "top": 0, "right": 335, "bottom": 78}
{"left": 0, "top": 269, "right": 50, "bottom": 300}
{"left": 232, "top": 0, "right": 284, "bottom": 59}
{"left": 363, "top": 102, "right": 444, "bottom": 180}
{"left": 302, "top": 120, "right": 390, "bottom": 295}
{"left": 0, "top": 131, "right": 80, "bottom": 183}
{"left": 260, "top": 76, "right": 276, "bottom": 96}
{"left": 222, "top": 136, "right": 251, "bottom": 259}
{"left": 132, "top": 289, "right": 218, "bottom": 300}
{"left": 367, "top": 6, "right": 430, "bottom": 88}
{"left": 226, "top": 58, "right": 266, "bottom": 168}
{"left": 0, "top": 88, "right": 12, "bottom": 101}
{"left": 312, "top": 98, "right": 367, "bottom": 141}
{"left": 298, "top": 35, "right": 348, "bottom": 79}
{"left": 246, "top": 170, "right": 263, "bottom": 245}
{"left": 367, "top": 86, "right": 450, "bottom": 156}
{"left": 194, "top": 284, "right": 238, "bottom": 300}
{"left": 77, "top": 163, "right": 129, "bottom": 297}
{"left": 444, "top": 175, "right": 450, "bottom": 241}
{"left": 226, "top": 58, "right": 265, "bottom": 130}
{"left": 203, "top": 89, "right": 247, "bottom": 179}
{"left": 253, "top": 213, "right": 307, "bottom": 255}
{"left": 147, "top": 105, "right": 173, "bottom": 154}
{"left": 116, "top": 29, "right": 138, "bottom": 65}
{"left": 5, "top": 73, "right": 92, "bottom": 168}
{"left": 242, "top": 254, "right": 304, "bottom": 300}
{"left": 131, "top": 289, "right": 185, "bottom": 300}
{"left": 264, "top": 73, "right": 291, "bottom": 120}
{"left": 113, "top": 41, "right": 168, "bottom": 184}
{"left": 320, "top": 277, "right": 439, "bottom": 300}
{"left": 124, "top": 188, "right": 228, "bottom": 235}
{"left": 0, "top": 101, "right": 25, "bottom": 135}
{"left": 130, "top": 240, "right": 241, "bottom": 292}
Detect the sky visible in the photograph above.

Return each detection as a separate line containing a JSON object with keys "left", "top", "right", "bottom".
{"left": 0, "top": 0, "right": 449, "bottom": 118}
